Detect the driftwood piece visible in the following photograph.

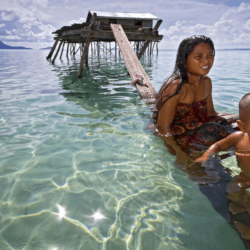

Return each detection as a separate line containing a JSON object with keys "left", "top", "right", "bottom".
{"left": 111, "top": 24, "right": 157, "bottom": 99}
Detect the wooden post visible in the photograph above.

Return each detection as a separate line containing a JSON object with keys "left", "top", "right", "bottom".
{"left": 156, "top": 42, "right": 158, "bottom": 55}
{"left": 52, "top": 40, "right": 63, "bottom": 64}
{"left": 152, "top": 42, "right": 156, "bottom": 54}
{"left": 85, "top": 43, "right": 89, "bottom": 67}
{"left": 70, "top": 43, "right": 72, "bottom": 55}
{"left": 73, "top": 44, "right": 76, "bottom": 56}
{"left": 60, "top": 41, "right": 65, "bottom": 59}
{"left": 78, "top": 13, "right": 96, "bottom": 76}
{"left": 66, "top": 42, "right": 69, "bottom": 59}
{"left": 46, "top": 37, "right": 59, "bottom": 59}
{"left": 78, "top": 38, "right": 92, "bottom": 77}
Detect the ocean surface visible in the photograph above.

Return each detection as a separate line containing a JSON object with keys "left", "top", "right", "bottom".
{"left": 0, "top": 48, "right": 250, "bottom": 250}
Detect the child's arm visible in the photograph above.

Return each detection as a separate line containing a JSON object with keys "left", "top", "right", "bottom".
{"left": 194, "top": 132, "right": 239, "bottom": 164}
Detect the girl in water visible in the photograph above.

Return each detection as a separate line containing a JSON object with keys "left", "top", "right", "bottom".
{"left": 152, "top": 35, "right": 234, "bottom": 163}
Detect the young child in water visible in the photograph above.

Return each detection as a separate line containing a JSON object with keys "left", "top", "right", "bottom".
{"left": 194, "top": 93, "right": 250, "bottom": 177}
{"left": 195, "top": 93, "right": 250, "bottom": 239}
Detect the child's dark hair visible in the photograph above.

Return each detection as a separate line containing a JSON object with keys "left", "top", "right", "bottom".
{"left": 239, "top": 93, "right": 250, "bottom": 123}
{"left": 152, "top": 35, "right": 215, "bottom": 124}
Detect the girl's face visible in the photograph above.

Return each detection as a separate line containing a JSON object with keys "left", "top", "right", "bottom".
{"left": 185, "top": 43, "right": 214, "bottom": 77}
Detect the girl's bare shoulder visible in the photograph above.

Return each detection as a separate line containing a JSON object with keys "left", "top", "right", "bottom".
{"left": 203, "top": 76, "right": 212, "bottom": 86}
{"left": 162, "top": 78, "right": 188, "bottom": 96}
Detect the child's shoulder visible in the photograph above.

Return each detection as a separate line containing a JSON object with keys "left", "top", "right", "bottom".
{"left": 229, "top": 131, "right": 245, "bottom": 143}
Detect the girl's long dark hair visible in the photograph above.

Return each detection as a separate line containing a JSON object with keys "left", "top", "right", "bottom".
{"left": 152, "top": 35, "right": 215, "bottom": 124}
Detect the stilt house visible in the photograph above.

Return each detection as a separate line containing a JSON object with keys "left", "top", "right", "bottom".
{"left": 47, "top": 11, "right": 163, "bottom": 80}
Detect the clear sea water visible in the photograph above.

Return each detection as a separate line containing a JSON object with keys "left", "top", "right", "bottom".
{"left": 0, "top": 48, "right": 250, "bottom": 250}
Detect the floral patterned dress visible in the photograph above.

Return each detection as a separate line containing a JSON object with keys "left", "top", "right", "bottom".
{"left": 169, "top": 99, "right": 234, "bottom": 150}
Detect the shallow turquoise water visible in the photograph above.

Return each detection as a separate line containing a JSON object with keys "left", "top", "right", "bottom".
{"left": 0, "top": 49, "right": 250, "bottom": 250}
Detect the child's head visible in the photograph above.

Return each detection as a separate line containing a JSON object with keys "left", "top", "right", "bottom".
{"left": 173, "top": 35, "right": 215, "bottom": 82}
{"left": 238, "top": 93, "right": 250, "bottom": 134}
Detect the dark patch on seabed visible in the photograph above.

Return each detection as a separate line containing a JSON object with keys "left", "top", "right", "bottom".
{"left": 197, "top": 157, "right": 250, "bottom": 249}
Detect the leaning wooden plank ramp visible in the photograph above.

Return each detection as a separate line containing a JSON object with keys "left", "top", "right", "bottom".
{"left": 111, "top": 24, "right": 157, "bottom": 100}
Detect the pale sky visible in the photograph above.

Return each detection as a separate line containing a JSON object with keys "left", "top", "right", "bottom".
{"left": 0, "top": 0, "right": 249, "bottom": 49}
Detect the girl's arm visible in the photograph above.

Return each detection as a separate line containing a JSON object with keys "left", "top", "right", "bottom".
{"left": 205, "top": 77, "right": 217, "bottom": 116}
{"left": 157, "top": 81, "right": 185, "bottom": 153}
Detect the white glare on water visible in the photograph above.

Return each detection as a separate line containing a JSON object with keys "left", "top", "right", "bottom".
{"left": 91, "top": 209, "right": 106, "bottom": 221}
{"left": 56, "top": 204, "right": 66, "bottom": 219}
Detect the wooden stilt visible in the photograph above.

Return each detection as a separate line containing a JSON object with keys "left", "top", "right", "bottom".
{"left": 70, "top": 44, "right": 72, "bottom": 55}
{"left": 46, "top": 37, "right": 59, "bottom": 59}
{"left": 85, "top": 44, "right": 89, "bottom": 67}
{"left": 78, "top": 38, "right": 91, "bottom": 77}
{"left": 152, "top": 42, "right": 156, "bottom": 54}
{"left": 52, "top": 40, "right": 63, "bottom": 64}
{"left": 136, "top": 42, "right": 139, "bottom": 54}
{"left": 78, "top": 11, "right": 97, "bottom": 77}
{"left": 60, "top": 41, "right": 65, "bottom": 59}
{"left": 66, "top": 42, "right": 69, "bottom": 59}
{"left": 137, "top": 40, "right": 150, "bottom": 59}
{"left": 73, "top": 44, "right": 76, "bottom": 56}
{"left": 71, "top": 44, "right": 75, "bottom": 55}
{"left": 73, "top": 45, "right": 80, "bottom": 55}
